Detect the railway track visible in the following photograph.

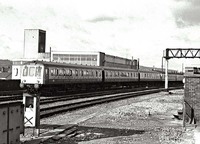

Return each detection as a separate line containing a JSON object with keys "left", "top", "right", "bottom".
{"left": 0, "top": 90, "right": 24, "bottom": 102}
{"left": 0, "top": 90, "right": 24, "bottom": 96}
{"left": 0, "top": 87, "right": 182, "bottom": 119}
{"left": 40, "top": 87, "right": 182, "bottom": 118}
{"left": 39, "top": 87, "right": 152, "bottom": 105}
{"left": 0, "top": 87, "right": 158, "bottom": 103}
{"left": 0, "top": 87, "right": 182, "bottom": 103}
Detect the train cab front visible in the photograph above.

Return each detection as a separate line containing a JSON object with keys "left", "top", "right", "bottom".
{"left": 20, "top": 63, "right": 44, "bottom": 94}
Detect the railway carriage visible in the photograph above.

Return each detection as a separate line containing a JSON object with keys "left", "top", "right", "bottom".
{"left": 168, "top": 73, "right": 177, "bottom": 81}
{"left": 161, "top": 73, "right": 183, "bottom": 81}
{"left": 139, "top": 70, "right": 162, "bottom": 87}
{"left": 139, "top": 70, "right": 161, "bottom": 81}
{"left": 177, "top": 73, "right": 184, "bottom": 81}
{"left": 102, "top": 67, "right": 139, "bottom": 88}
{"left": 20, "top": 61, "right": 102, "bottom": 93}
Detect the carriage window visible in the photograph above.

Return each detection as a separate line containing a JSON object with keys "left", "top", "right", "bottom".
{"left": 83, "top": 70, "right": 87, "bottom": 76}
{"left": 106, "top": 72, "right": 108, "bottom": 77}
{"left": 69, "top": 69, "right": 72, "bottom": 76}
{"left": 45, "top": 69, "right": 48, "bottom": 75}
{"left": 71, "top": 69, "right": 76, "bottom": 76}
{"left": 86, "top": 70, "right": 89, "bottom": 76}
{"left": 51, "top": 69, "right": 55, "bottom": 76}
{"left": 63, "top": 69, "right": 66, "bottom": 76}
{"left": 114, "top": 72, "right": 117, "bottom": 77}
{"left": 80, "top": 70, "right": 84, "bottom": 76}
{"left": 121, "top": 72, "right": 124, "bottom": 77}
{"left": 23, "top": 66, "right": 28, "bottom": 76}
{"left": 96, "top": 71, "right": 98, "bottom": 77}
{"left": 59, "top": 69, "right": 63, "bottom": 76}
{"left": 29, "top": 67, "right": 35, "bottom": 76}
{"left": 55, "top": 69, "right": 58, "bottom": 76}
{"left": 65, "top": 69, "right": 69, "bottom": 75}
{"left": 110, "top": 71, "right": 112, "bottom": 77}
{"left": 75, "top": 70, "right": 78, "bottom": 76}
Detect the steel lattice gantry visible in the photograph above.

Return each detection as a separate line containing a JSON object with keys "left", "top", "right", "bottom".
{"left": 163, "top": 48, "right": 200, "bottom": 90}
{"left": 164, "top": 48, "right": 200, "bottom": 59}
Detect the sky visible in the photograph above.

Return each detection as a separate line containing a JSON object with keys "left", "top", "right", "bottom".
{"left": 0, "top": 0, "right": 200, "bottom": 71}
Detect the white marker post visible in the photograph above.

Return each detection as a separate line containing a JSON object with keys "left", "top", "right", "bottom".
{"left": 165, "top": 59, "right": 168, "bottom": 91}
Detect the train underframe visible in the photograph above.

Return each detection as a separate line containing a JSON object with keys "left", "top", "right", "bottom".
{"left": 23, "top": 80, "right": 183, "bottom": 95}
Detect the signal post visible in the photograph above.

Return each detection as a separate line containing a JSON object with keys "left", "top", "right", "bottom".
{"left": 23, "top": 93, "right": 40, "bottom": 136}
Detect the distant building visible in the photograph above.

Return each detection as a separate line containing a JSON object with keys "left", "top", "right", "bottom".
{"left": 50, "top": 51, "right": 138, "bottom": 69}
{"left": 23, "top": 29, "right": 46, "bottom": 59}
{"left": 22, "top": 29, "right": 138, "bottom": 69}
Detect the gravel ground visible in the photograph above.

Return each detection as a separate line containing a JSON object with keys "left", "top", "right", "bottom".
{"left": 21, "top": 89, "right": 196, "bottom": 144}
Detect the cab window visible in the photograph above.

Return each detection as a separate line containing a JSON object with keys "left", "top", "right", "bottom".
{"left": 23, "top": 66, "right": 28, "bottom": 76}
{"left": 15, "top": 68, "right": 18, "bottom": 76}
{"left": 36, "top": 66, "right": 42, "bottom": 77}
{"left": 29, "top": 67, "right": 35, "bottom": 76}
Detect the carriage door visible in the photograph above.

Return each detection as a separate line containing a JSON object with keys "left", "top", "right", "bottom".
{"left": 45, "top": 68, "right": 49, "bottom": 83}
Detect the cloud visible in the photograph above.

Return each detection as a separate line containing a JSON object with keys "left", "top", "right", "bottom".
{"left": 173, "top": 0, "right": 200, "bottom": 27}
{"left": 88, "top": 16, "right": 119, "bottom": 23}
{"left": 0, "top": 0, "right": 200, "bottom": 71}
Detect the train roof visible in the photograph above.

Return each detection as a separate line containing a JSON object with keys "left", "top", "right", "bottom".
{"left": 23, "top": 60, "right": 184, "bottom": 75}
{"left": 23, "top": 60, "right": 103, "bottom": 70}
{"left": 24, "top": 60, "right": 138, "bottom": 72}
{"left": 102, "top": 66, "right": 138, "bottom": 72}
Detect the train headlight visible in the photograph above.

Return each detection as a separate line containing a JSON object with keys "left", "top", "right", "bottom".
{"left": 34, "top": 84, "right": 39, "bottom": 89}
{"left": 20, "top": 83, "right": 24, "bottom": 88}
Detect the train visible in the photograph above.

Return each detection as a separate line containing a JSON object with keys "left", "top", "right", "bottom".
{"left": 19, "top": 60, "right": 184, "bottom": 94}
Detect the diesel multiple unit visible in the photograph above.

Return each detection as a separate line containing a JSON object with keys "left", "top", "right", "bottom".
{"left": 20, "top": 60, "right": 183, "bottom": 94}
